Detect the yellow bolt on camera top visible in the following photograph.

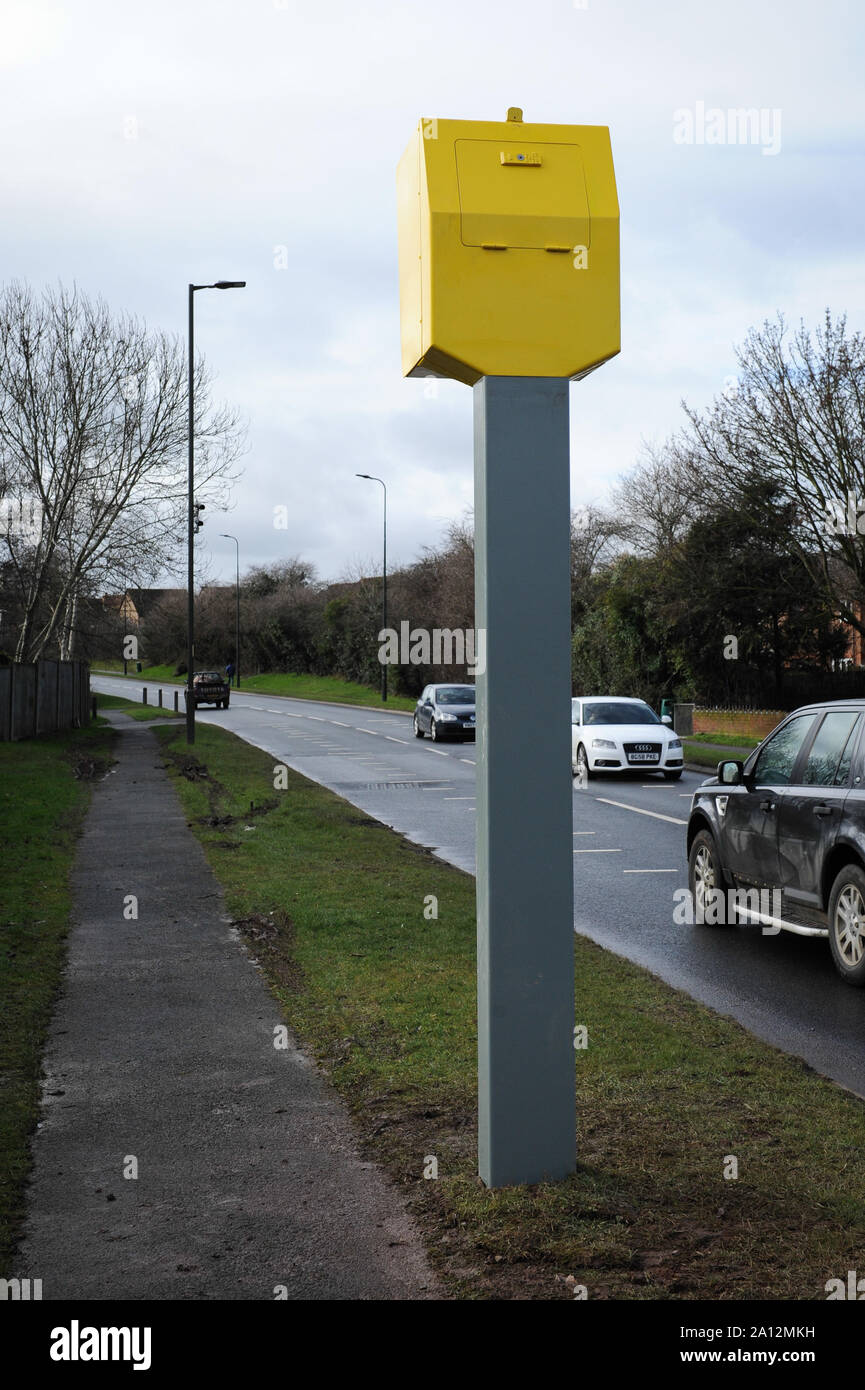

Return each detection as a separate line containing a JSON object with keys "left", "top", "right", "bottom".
{"left": 397, "top": 108, "right": 620, "bottom": 384}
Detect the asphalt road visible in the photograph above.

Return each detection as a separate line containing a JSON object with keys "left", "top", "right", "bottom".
{"left": 93, "top": 676, "right": 865, "bottom": 1097}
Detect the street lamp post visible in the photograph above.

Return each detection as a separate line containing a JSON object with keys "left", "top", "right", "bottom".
{"left": 356, "top": 473, "right": 387, "bottom": 702}
{"left": 187, "top": 280, "right": 246, "bottom": 744}
{"left": 220, "top": 533, "right": 240, "bottom": 686}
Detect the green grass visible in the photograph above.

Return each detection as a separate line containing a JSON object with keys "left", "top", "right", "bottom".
{"left": 95, "top": 692, "right": 181, "bottom": 721}
{"left": 155, "top": 720, "right": 865, "bottom": 1300}
{"left": 0, "top": 722, "right": 116, "bottom": 1275}
{"left": 92, "top": 662, "right": 415, "bottom": 712}
{"left": 687, "top": 732, "right": 762, "bottom": 750}
{"left": 92, "top": 661, "right": 178, "bottom": 682}
{"left": 683, "top": 738, "right": 754, "bottom": 770}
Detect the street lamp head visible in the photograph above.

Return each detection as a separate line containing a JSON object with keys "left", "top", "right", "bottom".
{"left": 356, "top": 473, "right": 372, "bottom": 479}
{"left": 213, "top": 281, "right": 246, "bottom": 289}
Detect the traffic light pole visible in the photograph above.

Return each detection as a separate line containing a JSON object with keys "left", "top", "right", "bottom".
{"left": 474, "top": 376, "right": 576, "bottom": 1187}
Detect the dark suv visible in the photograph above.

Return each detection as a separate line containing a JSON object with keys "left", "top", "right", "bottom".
{"left": 687, "top": 701, "right": 865, "bottom": 986}
{"left": 185, "top": 671, "right": 230, "bottom": 709}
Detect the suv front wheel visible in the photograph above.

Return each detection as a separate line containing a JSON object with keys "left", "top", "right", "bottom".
{"left": 688, "top": 829, "right": 726, "bottom": 926}
{"left": 827, "top": 863, "right": 865, "bottom": 986}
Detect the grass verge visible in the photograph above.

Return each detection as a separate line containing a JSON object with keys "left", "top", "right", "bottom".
{"left": 0, "top": 722, "right": 116, "bottom": 1275}
{"left": 155, "top": 721, "right": 865, "bottom": 1300}
{"left": 96, "top": 692, "right": 181, "bottom": 721}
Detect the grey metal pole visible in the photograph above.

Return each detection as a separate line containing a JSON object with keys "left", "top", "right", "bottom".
{"left": 356, "top": 474, "right": 387, "bottom": 701}
{"left": 186, "top": 283, "right": 196, "bottom": 745}
{"left": 221, "top": 534, "right": 240, "bottom": 687}
{"left": 474, "top": 376, "right": 575, "bottom": 1188}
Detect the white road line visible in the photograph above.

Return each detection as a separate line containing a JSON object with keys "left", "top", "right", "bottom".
{"left": 266, "top": 708, "right": 283, "bottom": 713}
{"left": 330, "top": 721, "right": 351, "bottom": 727}
{"left": 444, "top": 796, "right": 475, "bottom": 800}
{"left": 426, "top": 749, "right": 450, "bottom": 757}
{"left": 574, "top": 848, "right": 622, "bottom": 854}
{"left": 595, "top": 798, "right": 687, "bottom": 826}
{"left": 307, "top": 715, "right": 326, "bottom": 721}
{"left": 573, "top": 831, "right": 596, "bottom": 836}
{"left": 385, "top": 736, "right": 409, "bottom": 744}
{"left": 623, "top": 869, "right": 679, "bottom": 874}
{"left": 358, "top": 728, "right": 377, "bottom": 735}
{"left": 460, "top": 758, "right": 475, "bottom": 765}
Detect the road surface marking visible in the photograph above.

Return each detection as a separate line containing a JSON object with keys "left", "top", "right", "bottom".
{"left": 385, "top": 736, "right": 409, "bottom": 744}
{"left": 574, "top": 848, "right": 622, "bottom": 854}
{"left": 426, "top": 748, "right": 450, "bottom": 757}
{"left": 623, "top": 869, "right": 679, "bottom": 874}
{"left": 330, "top": 720, "right": 351, "bottom": 726}
{"left": 573, "top": 831, "right": 596, "bottom": 836}
{"left": 595, "top": 798, "right": 687, "bottom": 826}
{"left": 460, "top": 758, "right": 475, "bottom": 765}
{"left": 444, "top": 796, "right": 475, "bottom": 800}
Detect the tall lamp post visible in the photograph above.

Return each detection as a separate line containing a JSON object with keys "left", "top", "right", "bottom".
{"left": 356, "top": 473, "right": 387, "bottom": 702}
{"left": 220, "top": 533, "right": 240, "bottom": 687}
{"left": 187, "top": 279, "right": 246, "bottom": 744}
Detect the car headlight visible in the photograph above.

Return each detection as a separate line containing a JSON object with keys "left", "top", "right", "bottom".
{"left": 591, "top": 738, "right": 616, "bottom": 749}
{"left": 439, "top": 712, "right": 457, "bottom": 721}
{"left": 668, "top": 738, "right": 682, "bottom": 750}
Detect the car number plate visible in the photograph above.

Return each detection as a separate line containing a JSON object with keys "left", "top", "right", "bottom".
{"left": 628, "top": 753, "right": 657, "bottom": 762}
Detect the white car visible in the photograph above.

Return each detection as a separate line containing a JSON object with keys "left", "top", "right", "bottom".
{"left": 572, "top": 696, "right": 684, "bottom": 782}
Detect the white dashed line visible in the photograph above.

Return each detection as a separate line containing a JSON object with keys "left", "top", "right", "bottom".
{"left": 623, "top": 869, "right": 679, "bottom": 874}
{"left": 426, "top": 749, "right": 450, "bottom": 757}
{"left": 573, "top": 831, "right": 596, "bottom": 836}
{"left": 459, "top": 758, "right": 475, "bottom": 765}
{"left": 574, "top": 848, "right": 622, "bottom": 854}
{"left": 385, "top": 736, "right": 409, "bottom": 744}
{"left": 595, "top": 798, "right": 687, "bottom": 826}
{"left": 444, "top": 796, "right": 476, "bottom": 801}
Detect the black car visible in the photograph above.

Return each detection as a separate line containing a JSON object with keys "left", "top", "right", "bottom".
{"left": 185, "top": 671, "right": 231, "bottom": 709}
{"left": 686, "top": 700, "right": 865, "bottom": 985}
{"left": 413, "top": 683, "right": 476, "bottom": 742}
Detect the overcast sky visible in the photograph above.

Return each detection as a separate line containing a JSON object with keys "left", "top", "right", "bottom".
{"left": 2, "top": 0, "right": 863, "bottom": 587}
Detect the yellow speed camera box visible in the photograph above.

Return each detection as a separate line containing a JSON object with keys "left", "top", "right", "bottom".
{"left": 397, "top": 109, "right": 619, "bottom": 384}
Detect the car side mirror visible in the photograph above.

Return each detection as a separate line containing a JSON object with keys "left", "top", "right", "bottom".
{"left": 718, "top": 759, "right": 744, "bottom": 785}
{"left": 661, "top": 714, "right": 673, "bottom": 726}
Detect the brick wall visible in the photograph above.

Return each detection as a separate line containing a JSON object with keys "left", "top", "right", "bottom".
{"left": 693, "top": 708, "right": 787, "bottom": 739}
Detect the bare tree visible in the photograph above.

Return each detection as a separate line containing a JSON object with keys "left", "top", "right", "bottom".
{"left": 0, "top": 281, "right": 245, "bottom": 661}
{"left": 683, "top": 310, "right": 865, "bottom": 634}
{"left": 608, "top": 438, "right": 708, "bottom": 557}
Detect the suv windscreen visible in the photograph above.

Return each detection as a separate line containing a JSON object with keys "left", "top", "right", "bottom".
{"left": 802, "top": 711, "right": 861, "bottom": 787}
{"left": 751, "top": 713, "right": 816, "bottom": 785}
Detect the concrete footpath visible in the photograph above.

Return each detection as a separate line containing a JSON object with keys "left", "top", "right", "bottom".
{"left": 19, "top": 713, "right": 437, "bottom": 1300}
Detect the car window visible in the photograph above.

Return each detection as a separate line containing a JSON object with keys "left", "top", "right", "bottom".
{"left": 572, "top": 701, "right": 581, "bottom": 725}
{"left": 801, "top": 712, "right": 861, "bottom": 787}
{"left": 582, "top": 702, "right": 659, "bottom": 726}
{"left": 752, "top": 714, "right": 816, "bottom": 786}
{"left": 436, "top": 687, "right": 475, "bottom": 705}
